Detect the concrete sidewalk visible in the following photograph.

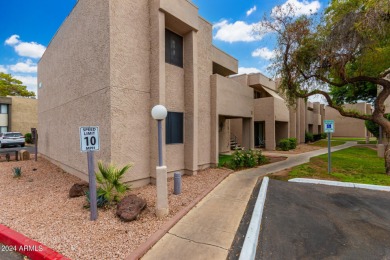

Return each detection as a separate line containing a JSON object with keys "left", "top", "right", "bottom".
{"left": 142, "top": 142, "right": 357, "bottom": 260}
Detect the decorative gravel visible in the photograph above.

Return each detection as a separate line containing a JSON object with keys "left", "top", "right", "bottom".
{"left": 0, "top": 157, "right": 230, "bottom": 260}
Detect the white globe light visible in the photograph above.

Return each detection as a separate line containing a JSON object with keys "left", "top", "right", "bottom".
{"left": 151, "top": 105, "right": 168, "bottom": 120}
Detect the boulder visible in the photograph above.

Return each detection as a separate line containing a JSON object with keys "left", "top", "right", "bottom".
{"left": 69, "top": 181, "right": 89, "bottom": 198}
{"left": 116, "top": 194, "right": 147, "bottom": 222}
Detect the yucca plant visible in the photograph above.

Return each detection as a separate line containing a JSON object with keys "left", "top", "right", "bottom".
{"left": 13, "top": 167, "right": 22, "bottom": 178}
{"left": 95, "top": 161, "right": 132, "bottom": 203}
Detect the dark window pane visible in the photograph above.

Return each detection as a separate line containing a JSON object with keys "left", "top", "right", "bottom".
{"left": 166, "top": 112, "right": 183, "bottom": 144}
{"left": 165, "top": 29, "right": 183, "bottom": 68}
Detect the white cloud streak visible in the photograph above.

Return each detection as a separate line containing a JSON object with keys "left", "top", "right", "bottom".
{"left": 252, "top": 47, "right": 277, "bottom": 60}
{"left": 246, "top": 5, "right": 257, "bottom": 16}
{"left": 0, "top": 65, "right": 8, "bottom": 73}
{"left": 4, "top": 34, "right": 46, "bottom": 59}
{"left": 213, "top": 20, "right": 266, "bottom": 43}
{"left": 13, "top": 75, "right": 37, "bottom": 93}
{"left": 9, "top": 59, "right": 37, "bottom": 73}
{"left": 272, "top": 0, "right": 321, "bottom": 17}
{"left": 238, "top": 67, "right": 261, "bottom": 75}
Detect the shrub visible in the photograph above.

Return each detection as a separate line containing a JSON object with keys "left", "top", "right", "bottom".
{"left": 305, "top": 132, "right": 314, "bottom": 143}
{"left": 13, "top": 167, "right": 22, "bottom": 178}
{"left": 288, "top": 138, "right": 297, "bottom": 149}
{"left": 231, "top": 149, "right": 267, "bottom": 169}
{"left": 24, "top": 133, "right": 33, "bottom": 144}
{"left": 313, "top": 134, "right": 322, "bottom": 142}
{"left": 85, "top": 189, "right": 109, "bottom": 208}
{"left": 320, "top": 133, "right": 327, "bottom": 139}
{"left": 278, "top": 139, "right": 291, "bottom": 151}
{"left": 95, "top": 161, "right": 132, "bottom": 203}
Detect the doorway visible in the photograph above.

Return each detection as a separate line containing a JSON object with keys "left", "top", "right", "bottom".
{"left": 254, "top": 121, "right": 265, "bottom": 147}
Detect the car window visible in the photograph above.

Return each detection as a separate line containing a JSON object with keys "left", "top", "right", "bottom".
{"left": 4, "top": 133, "right": 23, "bottom": 137}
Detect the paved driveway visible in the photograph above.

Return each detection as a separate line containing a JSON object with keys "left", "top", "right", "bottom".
{"left": 257, "top": 180, "right": 390, "bottom": 259}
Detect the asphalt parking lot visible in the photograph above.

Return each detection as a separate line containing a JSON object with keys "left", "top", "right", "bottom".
{"left": 257, "top": 179, "right": 390, "bottom": 259}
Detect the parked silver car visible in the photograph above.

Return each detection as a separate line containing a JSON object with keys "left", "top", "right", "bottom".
{"left": 0, "top": 132, "right": 25, "bottom": 148}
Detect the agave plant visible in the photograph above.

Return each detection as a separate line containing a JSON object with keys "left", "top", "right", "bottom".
{"left": 13, "top": 167, "right": 22, "bottom": 178}
{"left": 95, "top": 161, "right": 132, "bottom": 203}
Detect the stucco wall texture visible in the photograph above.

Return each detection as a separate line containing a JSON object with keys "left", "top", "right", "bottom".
{"left": 325, "top": 103, "right": 371, "bottom": 138}
{"left": 10, "top": 97, "right": 38, "bottom": 135}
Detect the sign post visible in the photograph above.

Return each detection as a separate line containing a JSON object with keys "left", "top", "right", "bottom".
{"left": 80, "top": 126, "right": 100, "bottom": 221}
{"left": 323, "top": 120, "right": 335, "bottom": 174}
{"left": 31, "top": 128, "right": 38, "bottom": 162}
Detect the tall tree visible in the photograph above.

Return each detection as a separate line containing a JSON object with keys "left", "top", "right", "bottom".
{"left": 0, "top": 72, "right": 36, "bottom": 97}
{"left": 259, "top": 0, "right": 390, "bottom": 174}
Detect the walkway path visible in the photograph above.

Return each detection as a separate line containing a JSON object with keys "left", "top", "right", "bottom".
{"left": 141, "top": 142, "right": 357, "bottom": 259}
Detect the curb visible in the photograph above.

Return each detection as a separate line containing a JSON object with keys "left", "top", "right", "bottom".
{"left": 125, "top": 168, "right": 234, "bottom": 260}
{"left": 0, "top": 224, "right": 70, "bottom": 260}
{"left": 239, "top": 176, "right": 269, "bottom": 260}
{"left": 289, "top": 178, "right": 390, "bottom": 192}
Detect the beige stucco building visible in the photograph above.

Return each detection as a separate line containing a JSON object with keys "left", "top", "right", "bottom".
{"left": 0, "top": 96, "right": 38, "bottom": 135}
{"left": 325, "top": 103, "right": 372, "bottom": 138}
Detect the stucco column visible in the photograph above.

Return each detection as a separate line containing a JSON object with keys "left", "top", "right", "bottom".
{"left": 289, "top": 108, "right": 296, "bottom": 139}
{"left": 242, "top": 117, "right": 254, "bottom": 150}
{"left": 183, "top": 30, "right": 198, "bottom": 175}
{"left": 149, "top": 9, "right": 166, "bottom": 180}
{"left": 265, "top": 120, "right": 276, "bottom": 150}
{"left": 210, "top": 75, "right": 218, "bottom": 165}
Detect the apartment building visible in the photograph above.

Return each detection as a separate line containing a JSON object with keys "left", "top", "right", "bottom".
{"left": 325, "top": 103, "right": 372, "bottom": 138}
{"left": 0, "top": 96, "right": 37, "bottom": 135}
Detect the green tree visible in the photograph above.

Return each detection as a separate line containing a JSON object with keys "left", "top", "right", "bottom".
{"left": 0, "top": 72, "right": 35, "bottom": 97}
{"left": 259, "top": 0, "right": 390, "bottom": 174}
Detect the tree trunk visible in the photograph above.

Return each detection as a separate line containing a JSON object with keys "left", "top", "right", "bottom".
{"left": 385, "top": 143, "right": 390, "bottom": 175}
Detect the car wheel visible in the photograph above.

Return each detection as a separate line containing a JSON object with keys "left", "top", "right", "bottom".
{"left": 0, "top": 143, "right": 4, "bottom": 148}
{"left": 21, "top": 143, "right": 25, "bottom": 147}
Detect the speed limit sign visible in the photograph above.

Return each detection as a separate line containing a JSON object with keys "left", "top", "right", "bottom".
{"left": 80, "top": 126, "right": 100, "bottom": 152}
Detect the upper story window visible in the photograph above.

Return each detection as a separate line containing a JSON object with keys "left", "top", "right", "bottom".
{"left": 166, "top": 112, "right": 184, "bottom": 144}
{"left": 0, "top": 104, "right": 8, "bottom": 114}
{"left": 165, "top": 29, "right": 183, "bottom": 68}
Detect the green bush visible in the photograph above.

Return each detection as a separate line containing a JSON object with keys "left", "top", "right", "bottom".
{"left": 313, "top": 134, "right": 322, "bottom": 141}
{"left": 288, "top": 138, "right": 297, "bottom": 149}
{"left": 279, "top": 139, "right": 291, "bottom": 151}
{"left": 231, "top": 149, "right": 267, "bottom": 169}
{"left": 305, "top": 132, "right": 314, "bottom": 143}
{"left": 85, "top": 189, "right": 109, "bottom": 208}
{"left": 25, "top": 133, "right": 33, "bottom": 144}
{"left": 320, "top": 133, "right": 327, "bottom": 139}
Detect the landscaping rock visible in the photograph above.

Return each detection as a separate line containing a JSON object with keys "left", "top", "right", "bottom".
{"left": 69, "top": 181, "right": 89, "bottom": 198}
{"left": 19, "top": 150, "right": 30, "bottom": 161}
{"left": 116, "top": 194, "right": 147, "bottom": 222}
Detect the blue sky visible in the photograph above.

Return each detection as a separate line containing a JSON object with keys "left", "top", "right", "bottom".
{"left": 1, "top": 0, "right": 327, "bottom": 95}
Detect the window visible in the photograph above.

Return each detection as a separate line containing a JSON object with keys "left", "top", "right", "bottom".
{"left": 165, "top": 29, "right": 183, "bottom": 68}
{"left": 166, "top": 112, "right": 183, "bottom": 144}
{"left": 0, "top": 104, "right": 8, "bottom": 114}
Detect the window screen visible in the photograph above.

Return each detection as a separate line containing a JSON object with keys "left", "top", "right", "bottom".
{"left": 166, "top": 112, "right": 184, "bottom": 144}
{"left": 0, "top": 104, "right": 8, "bottom": 114}
{"left": 165, "top": 29, "right": 183, "bottom": 68}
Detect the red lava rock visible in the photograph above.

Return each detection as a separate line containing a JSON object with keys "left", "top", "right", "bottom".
{"left": 69, "top": 181, "right": 89, "bottom": 198}
{"left": 116, "top": 194, "right": 147, "bottom": 222}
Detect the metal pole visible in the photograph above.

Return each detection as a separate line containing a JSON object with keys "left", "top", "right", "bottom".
{"left": 157, "top": 120, "right": 163, "bottom": 167}
{"left": 87, "top": 151, "right": 98, "bottom": 220}
{"left": 328, "top": 132, "right": 331, "bottom": 174}
{"left": 35, "top": 133, "right": 38, "bottom": 162}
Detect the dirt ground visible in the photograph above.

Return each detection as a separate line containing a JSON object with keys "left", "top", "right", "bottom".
{"left": 0, "top": 157, "right": 231, "bottom": 260}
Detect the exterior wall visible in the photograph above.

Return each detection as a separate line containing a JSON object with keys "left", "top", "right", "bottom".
{"left": 325, "top": 103, "right": 371, "bottom": 138}
{"left": 109, "top": 0, "right": 152, "bottom": 184}
{"left": 0, "top": 97, "right": 11, "bottom": 132}
{"left": 218, "top": 117, "right": 230, "bottom": 153}
{"left": 9, "top": 97, "right": 38, "bottom": 135}
{"left": 254, "top": 98, "right": 275, "bottom": 149}
{"left": 38, "top": 0, "right": 111, "bottom": 181}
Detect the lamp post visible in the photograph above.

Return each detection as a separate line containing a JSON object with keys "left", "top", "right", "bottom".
{"left": 151, "top": 105, "right": 169, "bottom": 217}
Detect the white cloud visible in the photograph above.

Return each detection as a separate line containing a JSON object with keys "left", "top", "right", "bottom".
{"left": 238, "top": 67, "right": 261, "bottom": 75}
{"left": 5, "top": 35, "right": 20, "bottom": 46}
{"left": 213, "top": 20, "right": 266, "bottom": 43}
{"left": 0, "top": 65, "right": 8, "bottom": 73}
{"left": 272, "top": 0, "right": 321, "bottom": 17}
{"left": 13, "top": 75, "right": 37, "bottom": 94}
{"left": 9, "top": 59, "right": 37, "bottom": 73}
{"left": 252, "top": 47, "right": 277, "bottom": 60}
{"left": 4, "top": 35, "right": 46, "bottom": 59}
{"left": 246, "top": 5, "right": 257, "bottom": 16}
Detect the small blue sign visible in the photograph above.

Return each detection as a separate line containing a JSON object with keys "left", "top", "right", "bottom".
{"left": 324, "top": 120, "right": 335, "bottom": 133}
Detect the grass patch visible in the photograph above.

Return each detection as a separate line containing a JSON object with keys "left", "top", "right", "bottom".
{"left": 270, "top": 147, "right": 390, "bottom": 186}
{"left": 357, "top": 140, "right": 377, "bottom": 144}
{"left": 309, "top": 140, "right": 345, "bottom": 147}
{"left": 218, "top": 154, "right": 233, "bottom": 168}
